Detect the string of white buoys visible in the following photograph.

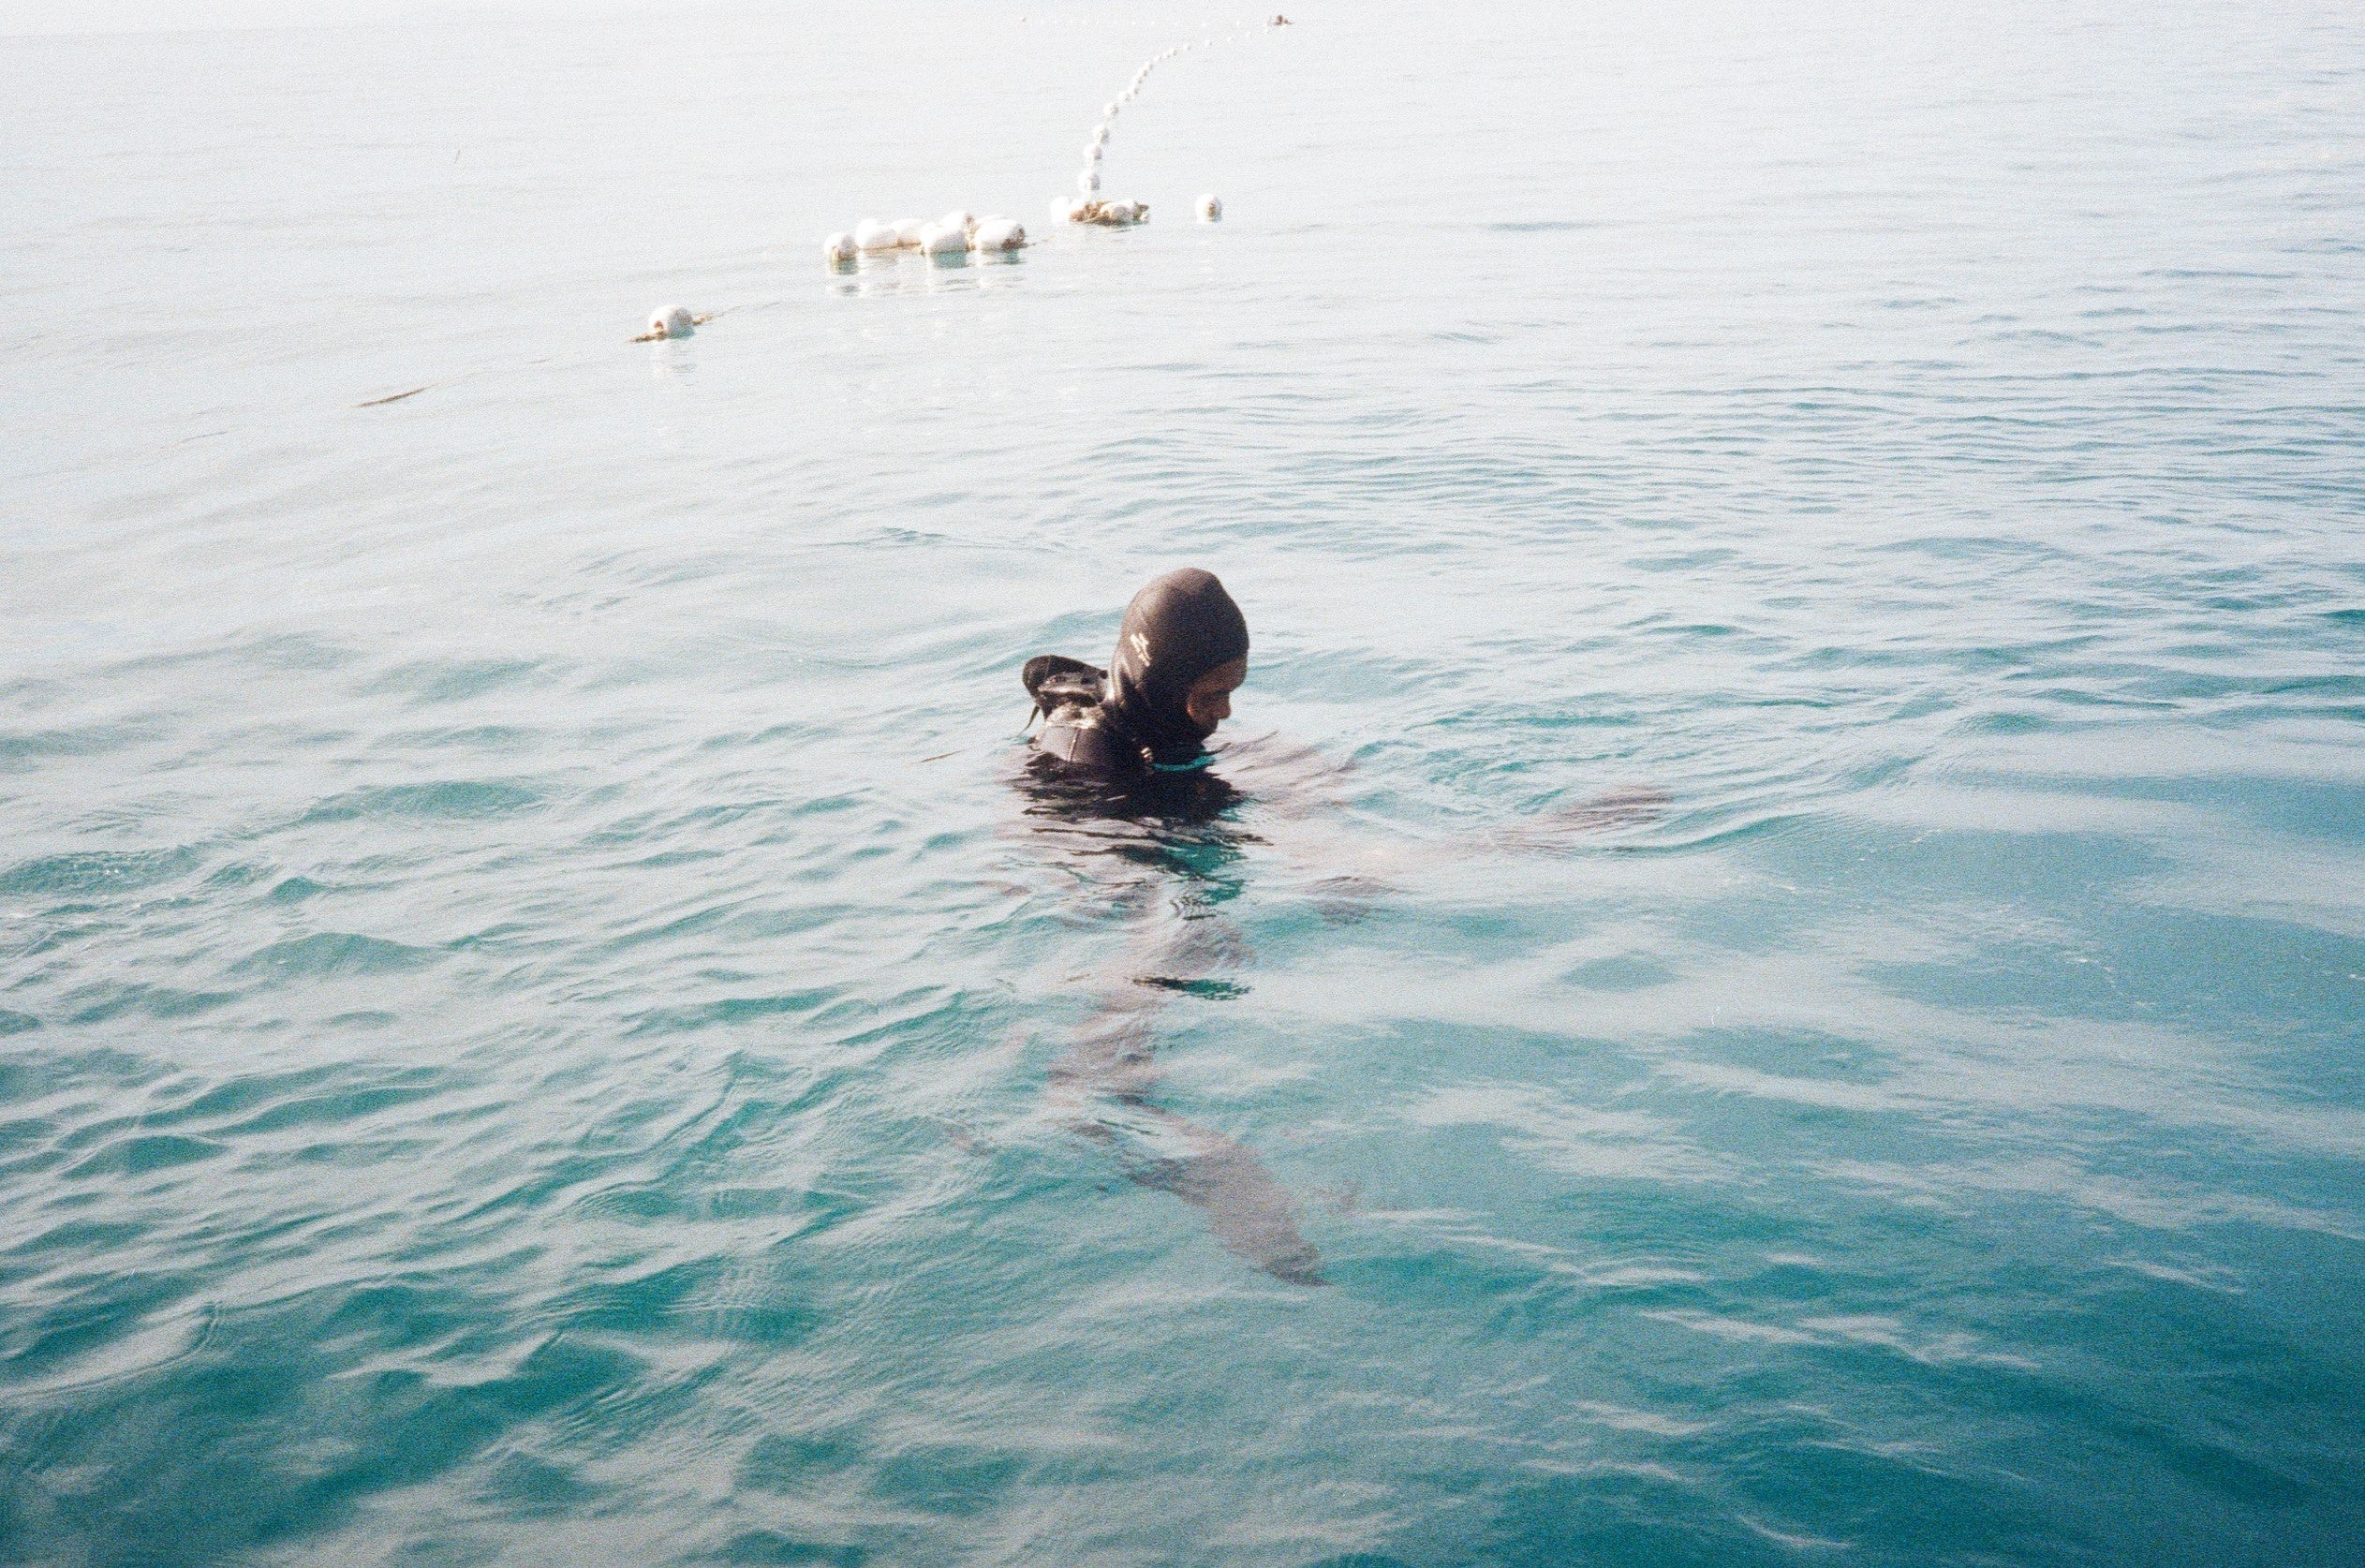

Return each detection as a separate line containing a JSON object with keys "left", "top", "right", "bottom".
{"left": 820, "top": 206, "right": 1030, "bottom": 270}
{"left": 1054, "top": 15, "right": 1282, "bottom": 229}
{"left": 639, "top": 14, "right": 1290, "bottom": 330}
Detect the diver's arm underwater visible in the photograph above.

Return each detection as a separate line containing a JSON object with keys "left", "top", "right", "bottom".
{"left": 1022, "top": 566, "right": 1660, "bottom": 854}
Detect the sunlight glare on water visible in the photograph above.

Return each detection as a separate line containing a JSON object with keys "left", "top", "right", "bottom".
{"left": 3, "top": 1, "right": 2362, "bottom": 1563}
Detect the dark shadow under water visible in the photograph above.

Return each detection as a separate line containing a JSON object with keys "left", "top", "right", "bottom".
{"left": 1013, "top": 750, "right": 1329, "bottom": 1286}
{"left": 1008, "top": 739, "right": 1670, "bottom": 1287}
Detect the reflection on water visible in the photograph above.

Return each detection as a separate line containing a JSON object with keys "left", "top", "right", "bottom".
{"left": 828, "top": 247, "right": 1030, "bottom": 299}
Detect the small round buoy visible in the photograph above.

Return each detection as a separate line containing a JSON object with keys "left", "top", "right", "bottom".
{"left": 972, "top": 216, "right": 1027, "bottom": 252}
{"left": 916, "top": 222, "right": 967, "bottom": 256}
{"left": 854, "top": 218, "right": 899, "bottom": 252}
{"left": 1078, "top": 168, "right": 1101, "bottom": 195}
{"left": 1197, "top": 194, "right": 1222, "bottom": 222}
{"left": 823, "top": 231, "right": 857, "bottom": 263}
{"left": 940, "top": 209, "right": 978, "bottom": 237}
{"left": 893, "top": 216, "right": 930, "bottom": 247}
{"left": 648, "top": 304, "right": 694, "bottom": 338}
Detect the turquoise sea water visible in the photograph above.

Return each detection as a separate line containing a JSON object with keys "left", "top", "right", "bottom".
{"left": 6, "top": 2, "right": 2363, "bottom": 1562}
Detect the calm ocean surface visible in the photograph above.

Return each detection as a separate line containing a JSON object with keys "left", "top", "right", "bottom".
{"left": 5, "top": 1, "right": 2363, "bottom": 1562}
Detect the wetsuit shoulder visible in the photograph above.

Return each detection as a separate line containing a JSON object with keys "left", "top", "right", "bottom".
{"left": 1034, "top": 704, "right": 1146, "bottom": 774}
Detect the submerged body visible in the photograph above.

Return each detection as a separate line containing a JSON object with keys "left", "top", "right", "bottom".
{"left": 1016, "top": 568, "right": 1663, "bottom": 1286}
{"left": 1018, "top": 569, "right": 1320, "bottom": 1282}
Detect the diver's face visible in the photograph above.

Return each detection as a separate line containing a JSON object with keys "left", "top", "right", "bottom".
{"left": 1184, "top": 658, "right": 1249, "bottom": 735}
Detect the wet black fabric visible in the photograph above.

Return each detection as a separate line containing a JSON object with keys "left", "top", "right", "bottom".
{"left": 1104, "top": 570, "right": 1249, "bottom": 763}
{"left": 1025, "top": 569, "right": 1249, "bottom": 775}
{"left": 1015, "top": 747, "right": 1249, "bottom": 839}
{"left": 1023, "top": 657, "right": 1133, "bottom": 772}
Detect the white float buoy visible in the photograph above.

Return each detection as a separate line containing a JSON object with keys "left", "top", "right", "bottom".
{"left": 1078, "top": 168, "right": 1101, "bottom": 194}
{"left": 1197, "top": 193, "right": 1222, "bottom": 222}
{"left": 893, "top": 217, "right": 930, "bottom": 247}
{"left": 972, "top": 216, "right": 1027, "bottom": 251}
{"left": 648, "top": 304, "right": 694, "bottom": 338}
{"left": 1104, "top": 101, "right": 1119, "bottom": 116}
{"left": 1101, "top": 199, "right": 1146, "bottom": 224}
{"left": 1085, "top": 143, "right": 1102, "bottom": 165}
{"left": 854, "top": 218, "right": 900, "bottom": 252}
{"left": 916, "top": 221, "right": 967, "bottom": 256}
{"left": 940, "top": 209, "right": 978, "bottom": 237}
{"left": 823, "top": 230, "right": 857, "bottom": 263}
{"left": 1092, "top": 124, "right": 1110, "bottom": 147}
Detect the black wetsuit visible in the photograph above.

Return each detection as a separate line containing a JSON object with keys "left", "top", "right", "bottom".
{"left": 1024, "top": 568, "right": 1250, "bottom": 778}
{"left": 1025, "top": 656, "right": 1144, "bottom": 773}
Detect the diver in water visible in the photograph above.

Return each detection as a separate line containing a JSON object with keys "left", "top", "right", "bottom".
{"left": 1013, "top": 567, "right": 1665, "bottom": 1286}
{"left": 1023, "top": 567, "right": 1249, "bottom": 777}
{"left": 1016, "top": 568, "right": 1330, "bottom": 1284}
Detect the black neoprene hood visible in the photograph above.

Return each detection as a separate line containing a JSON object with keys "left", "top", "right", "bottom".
{"left": 1103, "top": 569, "right": 1250, "bottom": 763}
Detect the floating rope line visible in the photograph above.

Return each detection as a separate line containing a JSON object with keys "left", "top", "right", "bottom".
{"left": 354, "top": 357, "right": 556, "bottom": 409}
{"left": 525, "top": 13, "right": 1295, "bottom": 343}
{"left": 1056, "top": 14, "right": 1283, "bottom": 229}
